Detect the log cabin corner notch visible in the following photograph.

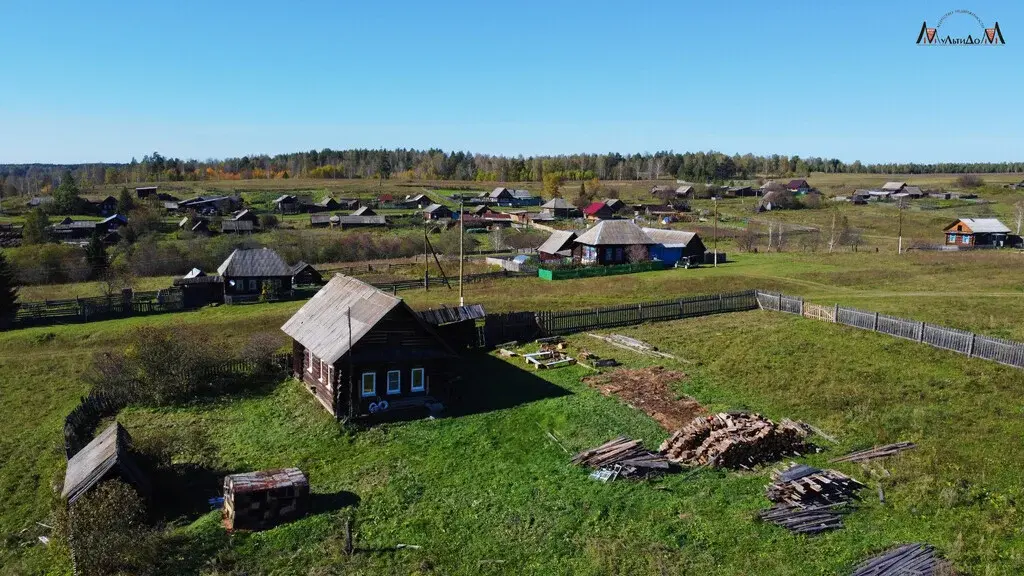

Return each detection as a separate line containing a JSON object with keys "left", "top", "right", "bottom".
{"left": 281, "top": 274, "right": 458, "bottom": 420}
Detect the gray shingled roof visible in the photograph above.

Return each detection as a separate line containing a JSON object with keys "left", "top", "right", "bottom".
{"left": 351, "top": 206, "right": 376, "bottom": 216}
{"left": 881, "top": 181, "right": 907, "bottom": 191}
{"left": 281, "top": 274, "right": 451, "bottom": 364}
{"left": 541, "top": 197, "right": 574, "bottom": 210}
{"left": 574, "top": 220, "right": 655, "bottom": 246}
{"left": 62, "top": 423, "right": 150, "bottom": 504}
{"left": 641, "top": 227, "right": 699, "bottom": 248}
{"left": 217, "top": 248, "right": 291, "bottom": 277}
{"left": 423, "top": 203, "right": 448, "bottom": 214}
{"left": 222, "top": 220, "right": 254, "bottom": 232}
{"left": 538, "top": 230, "right": 578, "bottom": 255}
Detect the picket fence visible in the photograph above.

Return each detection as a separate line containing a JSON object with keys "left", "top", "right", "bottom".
{"left": 756, "top": 290, "right": 1024, "bottom": 370}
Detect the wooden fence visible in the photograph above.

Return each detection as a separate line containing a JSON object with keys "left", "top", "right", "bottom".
{"left": 15, "top": 291, "right": 185, "bottom": 328}
{"left": 756, "top": 290, "right": 1024, "bottom": 370}
{"left": 535, "top": 290, "right": 758, "bottom": 336}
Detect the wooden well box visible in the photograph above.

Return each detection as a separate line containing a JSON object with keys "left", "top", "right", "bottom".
{"left": 222, "top": 468, "right": 310, "bottom": 531}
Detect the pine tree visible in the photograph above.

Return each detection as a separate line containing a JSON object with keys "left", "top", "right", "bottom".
{"left": 85, "top": 231, "right": 108, "bottom": 279}
{"left": 22, "top": 208, "right": 50, "bottom": 245}
{"left": 53, "top": 170, "right": 82, "bottom": 214}
{"left": 117, "top": 187, "right": 134, "bottom": 213}
{"left": 0, "top": 250, "right": 19, "bottom": 328}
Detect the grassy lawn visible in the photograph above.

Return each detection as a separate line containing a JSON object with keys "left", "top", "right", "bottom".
{"left": 4, "top": 306, "right": 1022, "bottom": 574}
{"left": 2, "top": 247, "right": 1024, "bottom": 574}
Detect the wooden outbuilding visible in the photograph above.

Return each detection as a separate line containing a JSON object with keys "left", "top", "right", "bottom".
{"left": 136, "top": 186, "right": 158, "bottom": 199}
{"left": 423, "top": 204, "right": 453, "bottom": 220}
{"left": 222, "top": 220, "right": 254, "bottom": 234}
{"left": 217, "top": 248, "right": 293, "bottom": 302}
{"left": 173, "top": 273, "right": 225, "bottom": 307}
{"left": 540, "top": 197, "right": 579, "bottom": 219}
{"left": 291, "top": 261, "right": 324, "bottom": 286}
{"left": 222, "top": 468, "right": 309, "bottom": 531}
{"left": 642, "top": 227, "right": 707, "bottom": 266}
{"left": 537, "top": 230, "right": 577, "bottom": 262}
{"left": 582, "top": 201, "right": 616, "bottom": 220}
{"left": 281, "top": 274, "right": 458, "bottom": 419}
{"left": 61, "top": 423, "right": 150, "bottom": 504}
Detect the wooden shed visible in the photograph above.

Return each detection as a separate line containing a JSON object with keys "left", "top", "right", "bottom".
{"left": 290, "top": 261, "right": 324, "bottom": 286}
{"left": 222, "top": 468, "right": 309, "bottom": 531}
{"left": 62, "top": 423, "right": 150, "bottom": 504}
{"left": 281, "top": 275, "right": 458, "bottom": 419}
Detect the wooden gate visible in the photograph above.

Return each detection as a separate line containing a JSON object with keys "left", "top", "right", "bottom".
{"left": 803, "top": 303, "right": 836, "bottom": 323}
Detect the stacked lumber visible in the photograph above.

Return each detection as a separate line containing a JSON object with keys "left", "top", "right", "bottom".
{"left": 759, "top": 463, "right": 865, "bottom": 534}
{"left": 831, "top": 442, "right": 917, "bottom": 464}
{"left": 659, "top": 412, "right": 809, "bottom": 469}
{"left": 851, "top": 543, "right": 950, "bottom": 575}
{"left": 572, "top": 436, "right": 671, "bottom": 479}
{"left": 766, "top": 463, "right": 865, "bottom": 508}
{"left": 758, "top": 503, "right": 847, "bottom": 535}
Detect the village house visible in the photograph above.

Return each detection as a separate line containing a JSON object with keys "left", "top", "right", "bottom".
{"left": 177, "top": 195, "right": 241, "bottom": 215}
{"left": 217, "top": 248, "right": 293, "bottom": 302}
{"left": 402, "top": 194, "right": 435, "bottom": 209}
{"left": 49, "top": 214, "right": 127, "bottom": 242}
{"left": 786, "top": 179, "right": 812, "bottom": 194}
{"left": 642, "top": 228, "right": 707, "bottom": 266}
{"left": 582, "top": 201, "right": 616, "bottom": 220}
{"left": 62, "top": 423, "right": 150, "bottom": 504}
{"left": 727, "top": 186, "right": 756, "bottom": 197}
{"left": 336, "top": 198, "right": 360, "bottom": 210}
{"left": 274, "top": 194, "right": 310, "bottom": 214}
{"left": 573, "top": 219, "right": 655, "bottom": 265}
{"left": 604, "top": 198, "right": 626, "bottom": 214}
{"left": 135, "top": 186, "right": 158, "bottom": 199}
{"left": 537, "top": 230, "right": 577, "bottom": 262}
{"left": 675, "top": 185, "right": 694, "bottom": 198}
{"left": 423, "top": 204, "right": 453, "bottom": 220}
{"left": 315, "top": 197, "right": 339, "bottom": 211}
{"left": 943, "top": 218, "right": 1012, "bottom": 248}
{"left": 757, "top": 190, "right": 795, "bottom": 212}
{"left": 470, "top": 204, "right": 496, "bottom": 216}
{"left": 489, "top": 187, "right": 540, "bottom": 207}
{"left": 290, "top": 261, "right": 324, "bottom": 286}
{"left": 540, "top": 197, "right": 579, "bottom": 219}
{"left": 281, "top": 274, "right": 458, "bottom": 419}
{"left": 88, "top": 196, "right": 119, "bottom": 216}
{"left": 881, "top": 181, "right": 907, "bottom": 193}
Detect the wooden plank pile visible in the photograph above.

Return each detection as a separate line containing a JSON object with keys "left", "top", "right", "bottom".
{"left": 659, "top": 412, "right": 810, "bottom": 469}
{"left": 523, "top": 350, "right": 576, "bottom": 369}
{"left": 850, "top": 543, "right": 950, "bottom": 575}
{"left": 831, "top": 441, "right": 917, "bottom": 464}
{"left": 572, "top": 436, "right": 671, "bottom": 480}
{"left": 758, "top": 463, "right": 865, "bottom": 535}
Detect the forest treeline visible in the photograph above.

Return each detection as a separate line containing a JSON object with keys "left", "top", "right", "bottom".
{"left": 3, "top": 148, "right": 1023, "bottom": 195}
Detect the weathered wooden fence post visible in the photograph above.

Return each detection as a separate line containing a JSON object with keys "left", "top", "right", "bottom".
{"left": 799, "top": 298, "right": 804, "bottom": 316}
{"left": 918, "top": 321, "right": 925, "bottom": 342}
{"left": 777, "top": 293, "right": 783, "bottom": 311}
{"left": 968, "top": 333, "right": 976, "bottom": 357}
{"left": 873, "top": 312, "right": 879, "bottom": 331}
{"left": 833, "top": 303, "right": 839, "bottom": 323}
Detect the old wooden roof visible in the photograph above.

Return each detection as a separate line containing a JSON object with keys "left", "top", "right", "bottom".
{"left": 881, "top": 181, "right": 907, "bottom": 191}
{"left": 352, "top": 206, "right": 376, "bottom": 216}
{"left": 575, "top": 219, "right": 655, "bottom": 246}
{"left": 541, "top": 197, "right": 574, "bottom": 210}
{"left": 641, "top": 227, "right": 700, "bottom": 248}
{"left": 423, "top": 203, "right": 449, "bottom": 214}
{"left": 222, "top": 220, "right": 254, "bottom": 232}
{"left": 538, "top": 230, "right": 577, "bottom": 255}
{"left": 62, "top": 423, "right": 150, "bottom": 504}
{"left": 281, "top": 274, "right": 404, "bottom": 364}
{"left": 217, "top": 248, "right": 291, "bottom": 277}
{"left": 225, "top": 468, "right": 308, "bottom": 494}
{"left": 418, "top": 304, "right": 486, "bottom": 325}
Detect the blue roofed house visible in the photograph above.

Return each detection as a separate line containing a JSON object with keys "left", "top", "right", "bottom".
{"left": 642, "top": 228, "right": 707, "bottom": 267}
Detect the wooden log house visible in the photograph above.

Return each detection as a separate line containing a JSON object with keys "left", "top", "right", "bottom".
{"left": 281, "top": 274, "right": 458, "bottom": 419}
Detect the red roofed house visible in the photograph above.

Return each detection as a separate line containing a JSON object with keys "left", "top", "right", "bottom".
{"left": 583, "top": 201, "right": 616, "bottom": 220}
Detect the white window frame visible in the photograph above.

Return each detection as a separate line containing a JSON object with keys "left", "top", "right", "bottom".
{"left": 318, "top": 359, "right": 325, "bottom": 383}
{"left": 327, "top": 365, "right": 334, "bottom": 390}
{"left": 306, "top": 350, "right": 313, "bottom": 373}
{"left": 386, "top": 370, "right": 401, "bottom": 395}
{"left": 361, "top": 372, "right": 376, "bottom": 397}
{"left": 411, "top": 368, "right": 425, "bottom": 392}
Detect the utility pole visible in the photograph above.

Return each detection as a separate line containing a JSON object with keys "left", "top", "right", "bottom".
{"left": 713, "top": 195, "right": 719, "bottom": 267}
{"left": 897, "top": 199, "right": 905, "bottom": 254}
{"left": 459, "top": 196, "right": 465, "bottom": 306}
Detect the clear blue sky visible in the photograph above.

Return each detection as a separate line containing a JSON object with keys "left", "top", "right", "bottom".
{"left": 2, "top": 0, "right": 1021, "bottom": 164}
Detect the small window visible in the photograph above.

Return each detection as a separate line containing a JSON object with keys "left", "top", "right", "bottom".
{"left": 327, "top": 365, "right": 334, "bottom": 390}
{"left": 411, "top": 368, "right": 425, "bottom": 392}
{"left": 386, "top": 370, "right": 401, "bottom": 394}
{"left": 947, "top": 234, "right": 956, "bottom": 243}
{"left": 318, "top": 359, "right": 324, "bottom": 382}
{"left": 306, "top": 350, "right": 313, "bottom": 373}
{"left": 248, "top": 279, "right": 258, "bottom": 292}
{"left": 361, "top": 372, "right": 376, "bottom": 397}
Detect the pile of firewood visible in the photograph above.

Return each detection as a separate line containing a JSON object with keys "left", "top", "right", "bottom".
{"left": 572, "top": 436, "right": 671, "bottom": 479}
{"left": 759, "top": 463, "right": 865, "bottom": 534}
{"left": 659, "top": 412, "right": 810, "bottom": 469}
{"left": 766, "top": 463, "right": 865, "bottom": 508}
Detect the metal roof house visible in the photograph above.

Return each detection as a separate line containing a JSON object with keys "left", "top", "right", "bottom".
{"left": 490, "top": 187, "right": 540, "bottom": 207}
{"left": 582, "top": 201, "right": 616, "bottom": 220}
{"left": 642, "top": 228, "right": 707, "bottom": 266}
{"left": 943, "top": 218, "right": 1012, "bottom": 248}
{"left": 540, "top": 197, "right": 580, "bottom": 218}
{"left": 402, "top": 194, "right": 434, "bottom": 209}
{"left": 786, "top": 179, "right": 812, "bottom": 194}
{"left": 573, "top": 219, "right": 656, "bottom": 265}
{"left": 537, "top": 230, "right": 578, "bottom": 261}
{"left": 423, "top": 204, "right": 453, "bottom": 220}
{"left": 61, "top": 423, "right": 150, "bottom": 504}
{"left": 217, "top": 248, "right": 293, "bottom": 303}
{"left": 281, "top": 274, "right": 458, "bottom": 419}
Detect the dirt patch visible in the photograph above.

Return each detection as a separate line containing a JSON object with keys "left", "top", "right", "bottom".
{"left": 583, "top": 367, "right": 705, "bottom": 430}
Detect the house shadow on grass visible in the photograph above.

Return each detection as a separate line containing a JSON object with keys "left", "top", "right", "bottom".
{"left": 445, "top": 351, "right": 573, "bottom": 418}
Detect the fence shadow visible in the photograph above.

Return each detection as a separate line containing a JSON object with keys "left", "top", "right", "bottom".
{"left": 445, "top": 351, "right": 572, "bottom": 418}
